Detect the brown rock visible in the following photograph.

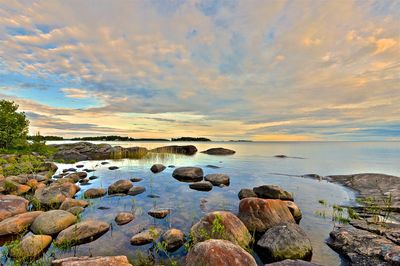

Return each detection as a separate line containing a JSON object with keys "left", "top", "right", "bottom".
{"left": 108, "top": 180, "right": 133, "bottom": 194}
{"left": 148, "top": 209, "right": 170, "bottom": 219}
{"left": 285, "top": 201, "right": 302, "bottom": 223}
{"left": 200, "top": 148, "right": 236, "bottom": 155}
{"left": 0, "top": 211, "right": 43, "bottom": 236}
{"left": 60, "top": 198, "right": 89, "bottom": 210}
{"left": 150, "top": 164, "right": 166, "bottom": 173}
{"left": 189, "top": 181, "right": 213, "bottom": 191}
{"left": 34, "top": 182, "right": 79, "bottom": 207}
{"left": 84, "top": 188, "right": 106, "bottom": 198}
{"left": 253, "top": 185, "right": 294, "bottom": 201}
{"left": 204, "top": 174, "right": 230, "bottom": 186}
{"left": 238, "top": 188, "right": 257, "bottom": 199}
{"left": 130, "top": 227, "right": 161, "bottom": 245}
{"left": 31, "top": 210, "right": 77, "bottom": 235}
{"left": 115, "top": 212, "right": 134, "bottom": 225}
{"left": 51, "top": 256, "right": 132, "bottom": 266}
{"left": 161, "top": 228, "right": 185, "bottom": 251}
{"left": 9, "top": 234, "right": 52, "bottom": 259}
{"left": 55, "top": 220, "right": 110, "bottom": 246}
{"left": 0, "top": 195, "right": 29, "bottom": 222}
{"left": 172, "top": 167, "right": 203, "bottom": 182}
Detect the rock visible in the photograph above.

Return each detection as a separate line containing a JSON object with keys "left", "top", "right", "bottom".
{"left": 285, "top": 201, "right": 302, "bottom": 223}
{"left": 130, "top": 177, "right": 143, "bottom": 182}
{"left": 79, "top": 178, "right": 90, "bottom": 185}
{"left": 238, "top": 189, "right": 257, "bottom": 200}
{"left": 253, "top": 185, "right": 294, "bottom": 201}
{"left": 302, "top": 174, "right": 324, "bottom": 180}
{"left": 161, "top": 228, "right": 185, "bottom": 251}
{"left": 108, "top": 166, "right": 119, "bottom": 170}
{"left": 256, "top": 223, "right": 312, "bottom": 263}
{"left": 148, "top": 209, "right": 170, "bottom": 219}
{"left": 168, "top": 165, "right": 175, "bottom": 168}
{"left": 34, "top": 182, "right": 79, "bottom": 207}
{"left": 265, "top": 260, "right": 320, "bottom": 266}
{"left": 189, "top": 181, "right": 213, "bottom": 191}
{"left": 89, "top": 176, "right": 98, "bottom": 180}
{"left": 51, "top": 256, "right": 132, "bottom": 266}
{"left": 115, "top": 212, "right": 134, "bottom": 225}
{"left": 190, "top": 211, "right": 252, "bottom": 248}
{"left": 206, "top": 165, "right": 220, "bottom": 169}
{"left": 44, "top": 161, "right": 58, "bottom": 172}
{"left": 101, "top": 161, "right": 109, "bottom": 165}
{"left": 349, "top": 219, "right": 400, "bottom": 245}
{"left": 150, "top": 164, "right": 166, "bottom": 173}
{"left": 201, "top": 148, "right": 236, "bottom": 155}
{"left": 151, "top": 145, "right": 197, "bottom": 155}
{"left": 67, "top": 206, "right": 84, "bottom": 216}
{"left": 59, "top": 198, "right": 89, "bottom": 210}
{"left": 147, "top": 194, "right": 160, "bottom": 198}
{"left": 76, "top": 164, "right": 84, "bottom": 168}
{"left": 9, "top": 234, "right": 52, "bottom": 259}
{"left": 204, "top": 174, "right": 230, "bottom": 186}
{"left": 127, "top": 186, "right": 146, "bottom": 196}
{"left": 6, "top": 175, "right": 28, "bottom": 184}
{"left": 238, "top": 198, "right": 295, "bottom": 236}
{"left": 172, "top": 167, "right": 203, "bottom": 182}
{"left": 0, "top": 195, "right": 29, "bottom": 222}
{"left": 27, "top": 179, "right": 38, "bottom": 189}
{"left": 65, "top": 172, "right": 88, "bottom": 180}
{"left": 130, "top": 227, "right": 161, "bottom": 245}
{"left": 0, "top": 211, "right": 43, "bottom": 236}
{"left": 31, "top": 210, "right": 77, "bottom": 235}
{"left": 108, "top": 180, "right": 133, "bottom": 194}
{"left": 186, "top": 239, "right": 257, "bottom": 266}
{"left": 275, "top": 155, "right": 287, "bottom": 158}
{"left": 55, "top": 220, "right": 110, "bottom": 246}
{"left": 328, "top": 225, "right": 400, "bottom": 265}
{"left": 84, "top": 188, "right": 106, "bottom": 198}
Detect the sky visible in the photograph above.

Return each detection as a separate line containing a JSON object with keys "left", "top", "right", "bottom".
{"left": 0, "top": 0, "right": 399, "bottom": 141}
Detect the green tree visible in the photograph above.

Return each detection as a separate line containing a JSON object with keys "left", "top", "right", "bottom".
{"left": 0, "top": 100, "right": 29, "bottom": 148}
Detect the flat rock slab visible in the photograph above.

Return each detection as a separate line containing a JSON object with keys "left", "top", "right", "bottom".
{"left": 55, "top": 220, "right": 110, "bottom": 246}
{"left": 172, "top": 167, "right": 203, "bottom": 182}
{"left": 0, "top": 195, "right": 29, "bottom": 222}
{"left": 31, "top": 210, "right": 77, "bottom": 235}
{"left": 51, "top": 256, "right": 132, "bottom": 266}
{"left": 200, "top": 148, "right": 236, "bottom": 155}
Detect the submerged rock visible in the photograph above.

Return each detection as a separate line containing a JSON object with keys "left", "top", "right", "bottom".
{"left": 161, "top": 228, "right": 185, "bottom": 251}
{"left": 84, "top": 188, "right": 106, "bottom": 198}
{"left": 253, "top": 185, "right": 294, "bottom": 201}
{"left": 256, "top": 223, "right": 313, "bottom": 263}
{"left": 172, "top": 167, "right": 203, "bottom": 182}
{"left": 190, "top": 211, "right": 252, "bottom": 249}
{"left": 0, "top": 195, "right": 29, "bottom": 222}
{"left": 151, "top": 145, "right": 197, "bottom": 155}
{"left": 127, "top": 186, "right": 146, "bottom": 196}
{"left": 108, "top": 166, "right": 119, "bottom": 170}
{"left": 9, "top": 234, "right": 52, "bottom": 260}
{"left": 201, "top": 148, "right": 236, "bottom": 155}
{"left": 238, "top": 188, "right": 257, "bottom": 200}
{"left": 130, "top": 227, "right": 161, "bottom": 245}
{"left": 185, "top": 239, "right": 257, "bottom": 266}
{"left": 150, "top": 164, "right": 166, "bottom": 173}
{"left": 115, "top": 212, "right": 135, "bottom": 225}
{"left": 108, "top": 180, "right": 133, "bottom": 194}
{"left": 51, "top": 256, "right": 132, "bottom": 266}
{"left": 238, "top": 198, "right": 295, "bottom": 236}
{"left": 0, "top": 211, "right": 43, "bottom": 236}
{"left": 31, "top": 210, "right": 77, "bottom": 235}
{"left": 204, "top": 174, "right": 230, "bottom": 186}
{"left": 55, "top": 220, "right": 110, "bottom": 246}
{"left": 189, "top": 181, "right": 213, "bottom": 191}
{"left": 130, "top": 177, "right": 143, "bottom": 182}
{"left": 148, "top": 209, "right": 170, "bottom": 219}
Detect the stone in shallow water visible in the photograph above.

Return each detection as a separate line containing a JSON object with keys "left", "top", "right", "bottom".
{"left": 31, "top": 210, "right": 77, "bottom": 235}
{"left": 84, "top": 188, "right": 106, "bottom": 198}
{"left": 51, "top": 256, "right": 132, "bottom": 266}
{"left": 150, "top": 164, "right": 166, "bottom": 173}
{"left": 108, "top": 166, "right": 119, "bottom": 170}
{"left": 108, "top": 180, "right": 133, "bottom": 194}
{"left": 34, "top": 182, "right": 79, "bottom": 207}
{"left": 204, "top": 174, "right": 230, "bottom": 186}
{"left": 285, "top": 201, "right": 302, "bottom": 224}
{"left": 172, "top": 167, "right": 203, "bottom": 182}
{"left": 55, "top": 220, "right": 110, "bottom": 246}
{"left": 89, "top": 175, "right": 98, "bottom": 180}
{"left": 253, "top": 185, "right": 294, "bottom": 201}
{"left": 67, "top": 206, "right": 84, "bottom": 216}
{"left": 148, "top": 209, "right": 170, "bottom": 219}
{"left": 161, "top": 228, "right": 185, "bottom": 251}
{"left": 189, "top": 181, "right": 213, "bottom": 191}
{"left": 0, "top": 211, "right": 43, "bottom": 236}
{"left": 127, "top": 186, "right": 146, "bottom": 196}
{"left": 200, "top": 147, "right": 236, "bottom": 155}
{"left": 115, "top": 212, "right": 134, "bottom": 225}
{"left": 238, "top": 188, "right": 257, "bottom": 200}
{"left": 147, "top": 194, "right": 160, "bottom": 198}
{"left": 130, "top": 177, "right": 143, "bottom": 182}
{"left": 59, "top": 198, "right": 88, "bottom": 210}
{"left": 9, "top": 234, "right": 52, "bottom": 260}
{"left": 130, "top": 228, "right": 161, "bottom": 245}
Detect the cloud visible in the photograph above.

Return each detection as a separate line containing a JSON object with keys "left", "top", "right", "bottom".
{"left": 61, "top": 88, "right": 89, "bottom": 99}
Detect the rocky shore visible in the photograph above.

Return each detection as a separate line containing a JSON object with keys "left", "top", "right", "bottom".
{"left": 0, "top": 143, "right": 399, "bottom": 265}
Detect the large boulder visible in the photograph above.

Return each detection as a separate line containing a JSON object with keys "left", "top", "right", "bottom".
{"left": 253, "top": 185, "right": 294, "bottom": 201}
{"left": 256, "top": 223, "right": 313, "bottom": 263}
{"left": 204, "top": 174, "right": 230, "bottom": 186}
{"left": 172, "top": 167, "right": 203, "bottom": 182}
{"left": 0, "top": 195, "right": 29, "bottom": 222}
{"left": 84, "top": 188, "right": 106, "bottom": 198}
{"left": 31, "top": 210, "right": 77, "bottom": 235}
{"left": 185, "top": 239, "right": 257, "bottom": 266}
{"left": 59, "top": 198, "right": 89, "bottom": 210}
{"left": 9, "top": 234, "right": 52, "bottom": 260}
{"left": 190, "top": 211, "right": 252, "bottom": 249}
{"left": 0, "top": 211, "right": 43, "bottom": 236}
{"left": 55, "top": 220, "right": 110, "bottom": 246}
{"left": 150, "top": 164, "right": 166, "bottom": 173}
{"left": 161, "top": 228, "right": 185, "bottom": 251}
{"left": 34, "top": 182, "right": 79, "bottom": 207}
{"left": 151, "top": 145, "right": 197, "bottom": 155}
{"left": 201, "top": 148, "right": 235, "bottom": 155}
{"left": 130, "top": 227, "right": 161, "bottom": 245}
{"left": 51, "top": 256, "right": 132, "bottom": 266}
{"left": 238, "top": 198, "right": 295, "bottom": 236}
{"left": 108, "top": 180, "right": 133, "bottom": 194}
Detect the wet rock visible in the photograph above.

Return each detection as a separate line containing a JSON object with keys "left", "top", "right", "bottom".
{"left": 101, "top": 161, "right": 109, "bottom": 165}
{"left": 148, "top": 209, "right": 170, "bottom": 219}
{"left": 253, "top": 185, "right": 294, "bottom": 201}
{"left": 285, "top": 201, "right": 302, "bottom": 223}
{"left": 185, "top": 239, "right": 257, "bottom": 266}
{"left": 265, "top": 260, "right": 321, "bottom": 266}
{"left": 151, "top": 145, "right": 197, "bottom": 155}
{"left": 115, "top": 212, "right": 134, "bottom": 225}
{"left": 204, "top": 174, "right": 230, "bottom": 186}
{"left": 130, "top": 177, "right": 143, "bottom": 182}
{"left": 256, "top": 223, "right": 313, "bottom": 263}
{"left": 147, "top": 194, "right": 160, "bottom": 198}
{"left": 83, "top": 169, "right": 95, "bottom": 173}
{"left": 161, "top": 228, "right": 185, "bottom": 251}
{"left": 60, "top": 198, "right": 89, "bottom": 210}
{"left": 51, "top": 256, "right": 132, "bottom": 266}
{"left": 328, "top": 225, "right": 400, "bottom": 265}
{"left": 108, "top": 179, "right": 133, "bottom": 194}
{"left": 150, "top": 164, "right": 166, "bottom": 173}
{"left": 189, "top": 181, "right": 213, "bottom": 191}
{"left": 108, "top": 166, "right": 119, "bottom": 170}
{"left": 190, "top": 211, "right": 252, "bottom": 248}
{"left": 0, "top": 211, "right": 43, "bottom": 236}
{"left": 168, "top": 165, "right": 175, "bottom": 168}
{"left": 130, "top": 227, "right": 161, "bottom": 245}
{"left": 127, "top": 186, "right": 146, "bottom": 196}
{"left": 172, "top": 167, "right": 203, "bottom": 182}
{"left": 89, "top": 175, "right": 98, "bottom": 180}
{"left": 98, "top": 206, "right": 110, "bottom": 210}
{"left": 79, "top": 178, "right": 90, "bottom": 185}
{"left": 275, "top": 155, "right": 287, "bottom": 158}
{"left": 238, "top": 198, "right": 295, "bottom": 236}
{"left": 34, "top": 182, "right": 79, "bottom": 207}
{"left": 44, "top": 161, "right": 58, "bottom": 172}
{"left": 238, "top": 188, "right": 257, "bottom": 200}
{"left": 9, "top": 234, "right": 52, "bottom": 260}
{"left": 67, "top": 206, "right": 84, "bottom": 216}
{"left": 349, "top": 219, "right": 400, "bottom": 245}
{"left": 84, "top": 188, "right": 106, "bottom": 198}
{"left": 206, "top": 164, "right": 220, "bottom": 169}
{"left": 201, "top": 148, "right": 236, "bottom": 155}
{"left": 76, "top": 164, "right": 84, "bottom": 168}
{"left": 0, "top": 195, "right": 29, "bottom": 222}
{"left": 55, "top": 220, "right": 110, "bottom": 246}
{"left": 31, "top": 210, "right": 77, "bottom": 235}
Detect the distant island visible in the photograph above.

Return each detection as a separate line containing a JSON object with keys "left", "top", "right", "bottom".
{"left": 171, "top": 137, "right": 211, "bottom": 141}
{"left": 229, "top": 140, "right": 253, "bottom": 142}
{"left": 27, "top": 135, "right": 211, "bottom": 142}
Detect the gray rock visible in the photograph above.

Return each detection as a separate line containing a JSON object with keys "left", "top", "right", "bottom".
{"left": 189, "top": 181, "right": 213, "bottom": 191}
{"left": 201, "top": 148, "right": 235, "bottom": 155}
{"left": 151, "top": 145, "right": 197, "bottom": 155}
{"left": 130, "top": 228, "right": 161, "bottom": 245}
{"left": 31, "top": 210, "right": 77, "bottom": 235}
{"left": 204, "top": 174, "right": 230, "bottom": 186}
{"left": 238, "top": 188, "right": 257, "bottom": 200}
{"left": 51, "top": 256, "right": 132, "bottom": 266}
{"left": 127, "top": 186, "right": 146, "bottom": 196}
{"left": 172, "top": 167, "right": 203, "bottom": 182}
{"left": 150, "top": 164, "right": 166, "bottom": 173}
{"left": 161, "top": 228, "right": 185, "bottom": 251}
{"left": 253, "top": 185, "right": 294, "bottom": 201}
{"left": 108, "top": 180, "right": 133, "bottom": 194}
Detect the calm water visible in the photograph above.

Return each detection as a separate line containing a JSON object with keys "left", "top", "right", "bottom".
{"left": 9, "top": 141, "right": 400, "bottom": 265}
